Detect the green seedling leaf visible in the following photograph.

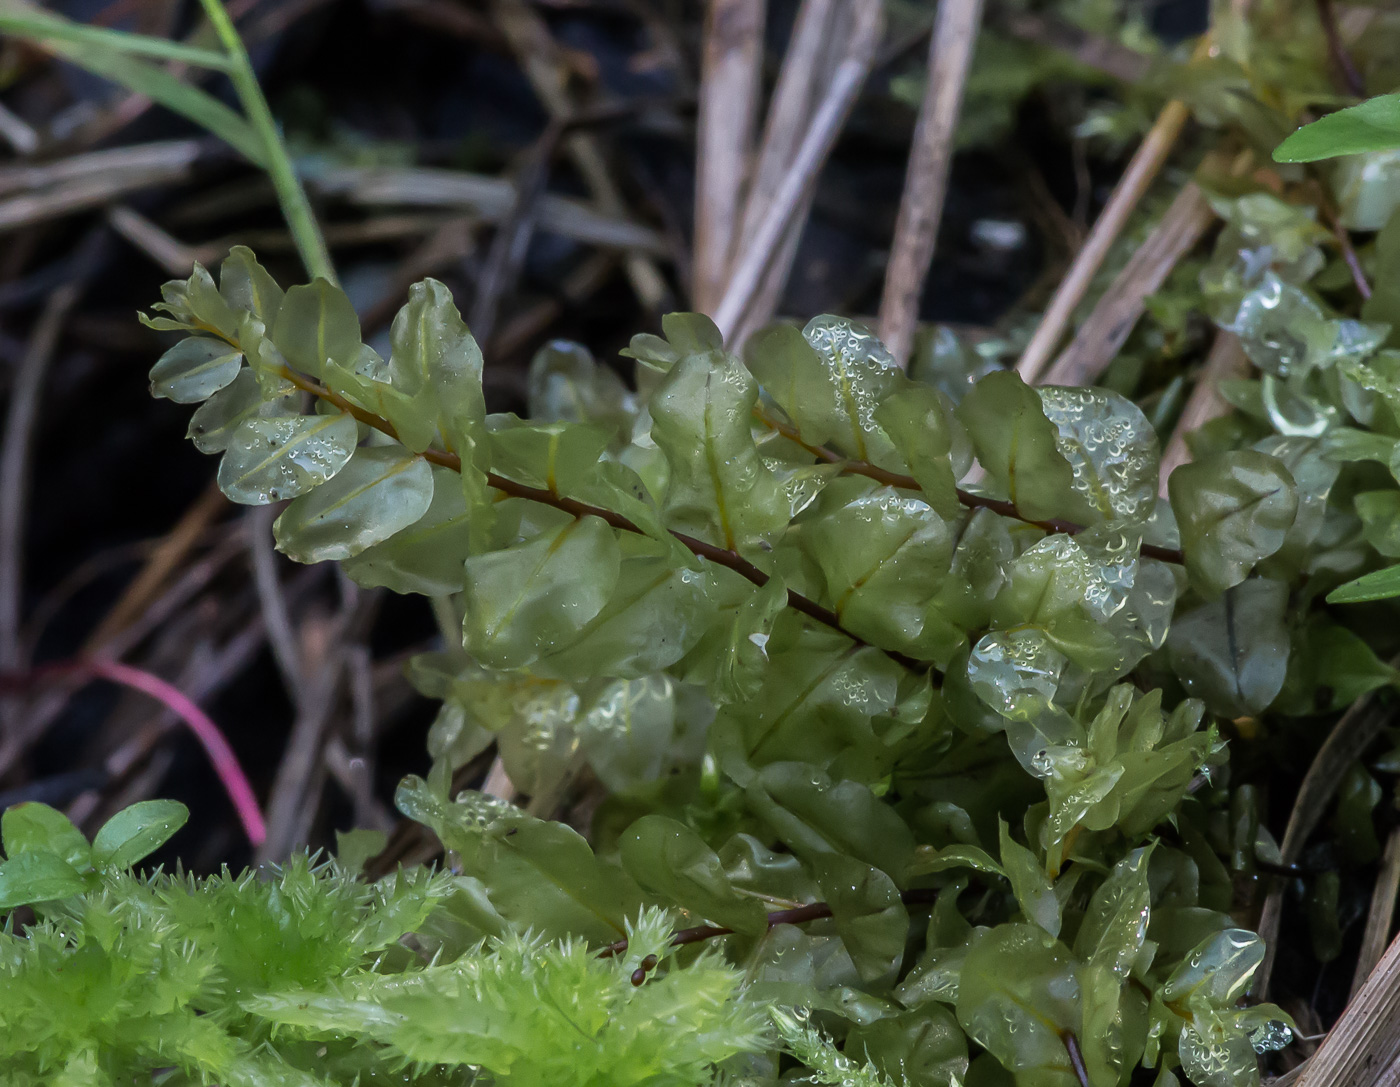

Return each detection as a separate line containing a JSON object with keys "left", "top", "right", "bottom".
{"left": 0, "top": 850, "right": 87, "bottom": 908}
{"left": 1, "top": 803, "right": 91, "bottom": 871}
{"left": 91, "top": 799, "right": 188, "bottom": 869}
{"left": 342, "top": 464, "right": 475, "bottom": 595}
{"left": 1328, "top": 563, "right": 1400, "bottom": 603}
{"left": 1275, "top": 94, "right": 1400, "bottom": 163}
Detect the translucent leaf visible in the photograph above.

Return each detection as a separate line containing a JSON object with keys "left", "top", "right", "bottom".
{"left": 956, "top": 370, "right": 1087, "bottom": 524}
{"left": 271, "top": 279, "right": 361, "bottom": 379}
{"left": 1168, "top": 449, "right": 1298, "bottom": 596}
{"left": 528, "top": 340, "right": 637, "bottom": 444}
{"left": 0, "top": 851, "right": 86, "bottom": 908}
{"left": 797, "top": 477, "right": 955, "bottom": 659}
{"left": 746, "top": 318, "right": 905, "bottom": 463}
{"left": 219, "top": 246, "right": 284, "bottom": 324}
{"left": 1274, "top": 94, "right": 1400, "bottom": 162}
{"left": 686, "top": 572, "right": 788, "bottom": 704}
{"left": 273, "top": 446, "right": 433, "bottom": 563}
{"left": 649, "top": 352, "right": 788, "bottom": 551}
{"left": 395, "top": 778, "right": 639, "bottom": 943}
{"left": 342, "top": 464, "right": 476, "bottom": 595}
{"left": 966, "top": 627, "right": 1068, "bottom": 726}
{"left": 575, "top": 676, "right": 691, "bottom": 793}
{"left": 619, "top": 815, "right": 768, "bottom": 935}
{"left": 487, "top": 417, "right": 612, "bottom": 495}
{"left": 1167, "top": 579, "right": 1290, "bottom": 717}
{"left": 217, "top": 411, "right": 359, "bottom": 504}
{"left": 91, "top": 799, "right": 188, "bottom": 869}
{"left": 1162, "top": 929, "right": 1264, "bottom": 1007}
{"left": 149, "top": 336, "right": 244, "bottom": 404}
{"left": 845, "top": 1006, "right": 969, "bottom": 1087}
{"left": 1, "top": 803, "right": 90, "bottom": 871}
{"left": 1356, "top": 489, "right": 1400, "bottom": 557}
{"left": 812, "top": 853, "right": 909, "bottom": 982}
{"left": 389, "top": 280, "right": 487, "bottom": 459}
{"left": 1037, "top": 387, "right": 1159, "bottom": 524}
{"left": 721, "top": 614, "right": 904, "bottom": 771}
{"left": 1074, "top": 848, "right": 1151, "bottom": 977}
{"left": 463, "top": 515, "right": 622, "bottom": 669}
{"left": 187, "top": 368, "right": 294, "bottom": 454}
{"left": 998, "top": 821, "right": 1059, "bottom": 937}
{"left": 873, "top": 382, "right": 968, "bottom": 518}
{"left": 533, "top": 549, "right": 715, "bottom": 680}
{"left": 955, "top": 924, "right": 1081, "bottom": 1086}
{"left": 745, "top": 762, "right": 916, "bottom": 881}
{"left": 1225, "top": 273, "right": 1387, "bottom": 378}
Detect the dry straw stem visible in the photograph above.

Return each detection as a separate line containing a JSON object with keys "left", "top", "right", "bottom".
{"left": 1296, "top": 930, "right": 1400, "bottom": 1087}
{"left": 1352, "top": 828, "right": 1400, "bottom": 999}
{"left": 1254, "top": 687, "right": 1397, "bottom": 999}
{"left": 487, "top": 0, "right": 670, "bottom": 311}
{"left": 877, "top": 0, "right": 985, "bottom": 367}
{"left": 692, "top": 0, "right": 765, "bottom": 315}
{"left": 1158, "top": 330, "right": 1250, "bottom": 492}
{"left": 1038, "top": 181, "right": 1215, "bottom": 386}
{"left": 726, "top": 0, "right": 848, "bottom": 348}
{"left": 0, "top": 140, "right": 203, "bottom": 233}
{"left": 311, "top": 166, "right": 668, "bottom": 254}
{"left": 712, "top": 0, "right": 883, "bottom": 339}
{"left": 1015, "top": 38, "right": 1208, "bottom": 383}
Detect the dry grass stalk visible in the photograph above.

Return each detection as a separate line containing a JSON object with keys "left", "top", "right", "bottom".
{"left": 1038, "top": 181, "right": 1214, "bottom": 386}
{"left": 692, "top": 0, "right": 765, "bottom": 315}
{"left": 1352, "top": 828, "right": 1400, "bottom": 999}
{"left": 877, "top": 0, "right": 985, "bottom": 367}
{"left": 1015, "top": 87, "right": 1196, "bottom": 382}
{"left": 712, "top": 0, "right": 883, "bottom": 339}
{"left": 1296, "top": 931, "right": 1400, "bottom": 1087}
{"left": 311, "top": 166, "right": 667, "bottom": 253}
{"left": 1157, "top": 330, "right": 1249, "bottom": 493}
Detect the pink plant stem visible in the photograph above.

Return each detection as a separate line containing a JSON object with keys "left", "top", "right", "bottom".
{"left": 82, "top": 657, "right": 266, "bottom": 846}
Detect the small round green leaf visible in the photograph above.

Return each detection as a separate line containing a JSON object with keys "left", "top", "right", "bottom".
{"left": 91, "top": 799, "right": 188, "bottom": 870}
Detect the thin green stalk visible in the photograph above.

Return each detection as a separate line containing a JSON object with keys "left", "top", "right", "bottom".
{"left": 196, "top": 0, "right": 336, "bottom": 285}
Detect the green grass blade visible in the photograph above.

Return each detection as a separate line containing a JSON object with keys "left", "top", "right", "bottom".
{"left": 1326, "top": 564, "right": 1400, "bottom": 604}
{"left": 0, "top": 4, "right": 232, "bottom": 70}
{"left": 36, "top": 36, "right": 268, "bottom": 167}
